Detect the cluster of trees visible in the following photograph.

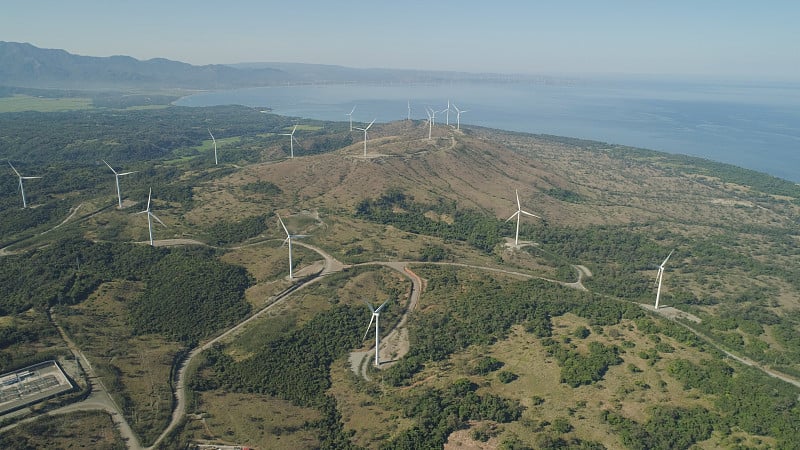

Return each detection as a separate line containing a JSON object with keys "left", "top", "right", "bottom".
{"left": 199, "top": 304, "right": 364, "bottom": 406}
{"left": 667, "top": 358, "right": 800, "bottom": 447}
{"left": 545, "top": 340, "right": 623, "bottom": 387}
{"left": 204, "top": 214, "right": 268, "bottom": 246}
{"left": 384, "top": 267, "right": 643, "bottom": 386}
{"left": 602, "top": 406, "right": 716, "bottom": 450}
{"left": 128, "top": 250, "right": 252, "bottom": 342}
{"left": 386, "top": 378, "right": 523, "bottom": 449}
{"left": 355, "top": 189, "right": 505, "bottom": 252}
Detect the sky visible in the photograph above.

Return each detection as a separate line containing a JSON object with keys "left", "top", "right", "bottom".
{"left": 2, "top": 1, "right": 799, "bottom": 81}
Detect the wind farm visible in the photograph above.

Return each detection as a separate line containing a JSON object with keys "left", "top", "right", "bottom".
{"left": 1, "top": 99, "right": 799, "bottom": 450}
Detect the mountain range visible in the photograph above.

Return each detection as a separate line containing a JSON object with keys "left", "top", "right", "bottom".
{"left": 0, "top": 41, "right": 541, "bottom": 90}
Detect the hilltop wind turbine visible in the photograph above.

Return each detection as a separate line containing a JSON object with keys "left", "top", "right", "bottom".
{"left": 654, "top": 250, "right": 674, "bottom": 309}
{"left": 505, "top": 189, "right": 541, "bottom": 247}
{"left": 277, "top": 213, "right": 308, "bottom": 280}
{"left": 363, "top": 300, "right": 390, "bottom": 366}
{"left": 354, "top": 119, "right": 376, "bottom": 156}
{"left": 8, "top": 162, "right": 41, "bottom": 209}
{"left": 280, "top": 125, "right": 299, "bottom": 158}
{"left": 453, "top": 103, "right": 469, "bottom": 130}
{"left": 103, "top": 160, "right": 136, "bottom": 209}
{"left": 208, "top": 128, "right": 218, "bottom": 165}
{"left": 137, "top": 188, "right": 165, "bottom": 246}
{"left": 443, "top": 100, "right": 451, "bottom": 126}
{"left": 346, "top": 106, "right": 356, "bottom": 131}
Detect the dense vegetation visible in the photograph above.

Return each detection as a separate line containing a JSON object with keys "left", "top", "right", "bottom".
{"left": 128, "top": 250, "right": 252, "bottom": 342}
{"left": 355, "top": 189, "right": 505, "bottom": 252}
{"left": 385, "top": 379, "right": 523, "bottom": 449}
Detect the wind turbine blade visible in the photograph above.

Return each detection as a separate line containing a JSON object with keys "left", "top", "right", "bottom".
{"left": 208, "top": 129, "right": 215, "bottom": 140}
{"left": 146, "top": 188, "right": 152, "bottom": 212}
{"left": 363, "top": 314, "right": 376, "bottom": 341}
{"left": 102, "top": 159, "right": 117, "bottom": 174}
{"left": 277, "top": 214, "right": 290, "bottom": 236}
{"left": 292, "top": 234, "right": 310, "bottom": 239}
{"left": 366, "top": 119, "right": 376, "bottom": 130}
{"left": 375, "top": 299, "right": 389, "bottom": 313}
{"left": 150, "top": 212, "right": 166, "bottom": 226}
{"left": 8, "top": 162, "right": 20, "bottom": 177}
{"left": 654, "top": 267, "right": 663, "bottom": 286}
{"left": 520, "top": 210, "right": 540, "bottom": 218}
{"left": 21, "top": 176, "right": 42, "bottom": 180}
{"left": 364, "top": 301, "right": 376, "bottom": 313}
{"left": 349, "top": 105, "right": 356, "bottom": 114}
{"left": 661, "top": 250, "right": 674, "bottom": 267}
{"left": 505, "top": 211, "right": 519, "bottom": 222}
{"left": 515, "top": 189, "right": 521, "bottom": 210}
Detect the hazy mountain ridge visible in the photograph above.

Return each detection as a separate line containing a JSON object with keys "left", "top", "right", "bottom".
{"left": 0, "top": 42, "right": 561, "bottom": 90}
{"left": 0, "top": 41, "right": 289, "bottom": 89}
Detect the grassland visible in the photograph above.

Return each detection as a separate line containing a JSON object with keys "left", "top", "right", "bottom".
{"left": 0, "top": 94, "right": 94, "bottom": 112}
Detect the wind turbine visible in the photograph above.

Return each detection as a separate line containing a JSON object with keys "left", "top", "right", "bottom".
{"left": 425, "top": 108, "right": 434, "bottom": 140}
{"left": 654, "top": 250, "right": 674, "bottom": 309}
{"left": 453, "top": 103, "right": 469, "bottom": 130}
{"left": 407, "top": 100, "right": 411, "bottom": 121}
{"left": 354, "top": 119, "right": 376, "bottom": 156}
{"left": 8, "top": 162, "right": 41, "bottom": 209}
{"left": 103, "top": 160, "right": 136, "bottom": 209}
{"left": 277, "top": 213, "right": 308, "bottom": 280}
{"left": 346, "top": 106, "right": 356, "bottom": 131}
{"left": 363, "top": 300, "right": 390, "bottom": 366}
{"left": 280, "top": 125, "right": 299, "bottom": 158}
{"left": 442, "top": 100, "right": 451, "bottom": 126}
{"left": 208, "top": 128, "right": 218, "bottom": 165}
{"left": 136, "top": 188, "right": 165, "bottom": 246}
{"left": 505, "top": 189, "right": 541, "bottom": 247}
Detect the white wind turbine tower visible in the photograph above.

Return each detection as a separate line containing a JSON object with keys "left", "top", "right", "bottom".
{"left": 505, "top": 189, "right": 541, "bottom": 247}
{"left": 103, "top": 160, "right": 136, "bottom": 209}
{"left": 137, "top": 188, "right": 165, "bottom": 246}
{"left": 407, "top": 100, "right": 411, "bottom": 121}
{"left": 277, "top": 213, "right": 308, "bottom": 280}
{"left": 208, "top": 128, "right": 218, "bottom": 165}
{"left": 354, "top": 119, "right": 376, "bottom": 156}
{"left": 346, "top": 106, "right": 356, "bottom": 131}
{"left": 280, "top": 125, "right": 299, "bottom": 158}
{"left": 453, "top": 103, "right": 469, "bottom": 130}
{"left": 363, "top": 300, "right": 390, "bottom": 366}
{"left": 443, "top": 100, "right": 451, "bottom": 126}
{"left": 425, "top": 108, "right": 435, "bottom": 140}
{"left": 8, "top": 162, "right": 41, "bottom": 209}
{"left": 654, "top": 250, "right": 674, "bottom": 309}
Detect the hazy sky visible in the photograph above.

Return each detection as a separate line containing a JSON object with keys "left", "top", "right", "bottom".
{"left": 2, "top": 1, "right": 798, "bottom": 80}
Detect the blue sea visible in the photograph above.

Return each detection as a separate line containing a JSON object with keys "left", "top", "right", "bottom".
{"left": 174, "top": 78, "right": 800, "bottom": 182}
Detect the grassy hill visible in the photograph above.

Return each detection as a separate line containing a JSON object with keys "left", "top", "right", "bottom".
{"left": 1, "top": 104, "right": 799, "bottom": 449}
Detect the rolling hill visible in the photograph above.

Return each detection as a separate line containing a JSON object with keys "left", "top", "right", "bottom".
{"left": 2, "top": 106, "right": 800, "bottom": 449}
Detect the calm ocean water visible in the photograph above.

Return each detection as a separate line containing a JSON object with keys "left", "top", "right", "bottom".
{"left": 174, "top": 79, "right": 800, "bottom": 182}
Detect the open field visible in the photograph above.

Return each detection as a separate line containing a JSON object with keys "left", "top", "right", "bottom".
{"left": 0, "top": 94, "right": 94, "bottom": 112}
